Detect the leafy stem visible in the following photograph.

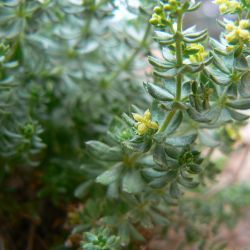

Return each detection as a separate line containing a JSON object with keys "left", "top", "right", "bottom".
{"left": 175, "top": 11, "right": 183, "bottom": 101}
{"left": 159, "top": 110, "right": 176, "bottom": 132}
{"left": 159, "top": 11, "right": 183, "bottom": 133}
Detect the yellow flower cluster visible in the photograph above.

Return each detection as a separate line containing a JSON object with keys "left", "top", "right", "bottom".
{"left": 149, "top": 13, "right": 163, "bottom": 26}
{"left": 132, "top": 109, "right": 159, "bottom": 135}
{"left": 149, "top": 5, "right": 165, "bottom": 26}
{"left": 214, "top": 0, "right": 241, "bottom": 14}
{"left": 187, "top": 44, "right": 208, "bottom": 63}
{"left": 225, "top": 20, "right": 250, "bottom": 43}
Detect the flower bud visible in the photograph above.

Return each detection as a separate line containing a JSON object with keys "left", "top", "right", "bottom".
{"left": 219, "top": 4, "right": 228, "bottom": 13}
{"left": 163, "top": 4, "right": 172, "bottom": 11}
{"left": 225, "top": 31, "right": 236, "bottom": 42}
{"left": 225, "top": 23, "right": 235, "bottom": 32}
{"left": 228, "top": 1, "right": 241, "bottom": 11}
{"left": 238, "top": 29, "right": 249, "bottom": 40}
{"left": 239, "top": 20, "right": 249, "bottom": 29}
{"left": 149, "top": 18, "right": 158, "bottom": 25}
{"left": 169, "top": 0, "right": 177, "bottom": 5}
{"left": 153, "top": 6, "right": 162, "bottom": 14}
{"left": 214, "top": 0, "right": 227, "bottom": 4}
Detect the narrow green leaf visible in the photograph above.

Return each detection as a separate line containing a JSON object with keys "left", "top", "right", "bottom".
{"left": 187, "top": 2, "right": 202, "bottom": 11}
{"left": 148, "top": 56, "right": 174, "bottom": 69}
{"left": 144, "top": 82, "right": 174, "bottom": 101}
{"left": 234, "top": 55, "right": 249, "bottom": 72}
{"left": 205, "top": 67, "right": 231, "bottom": 85}
{"left": 166, "top": 111, "right": 183, "bottom": 135}
{"left": 165, "top": 144, "right": 181, "bottom": 159}
{"left": 153, "top": 143, "right": 169, "bottom": 166}
{"left": 178, "top": 177, "right": 199, "bottom": 188}
{"left": 184, "top": 29, "right": 207, "bottom": 39}
{"left": 122, "top": 170, "right": 145, "bottom": 194}
{"left": 209, "top": 38, "right": 225, "bottom": 52}
{"left": 107, "top": 181, "right": 119, "bottom": 199}
{"left": 122, "top": 113, "right": 135, "bottom": 126}
{"left": 183, "top": 32, "right": 207, "bottom": 43}
{"left": 227, "top": 108, "right": 249, "bottom": 121}
{"left": 187, "top": 163, "right": 202, "bottom": 174}
{"left": 96, "top": 163, "right": 123, "bottom": 185}
{"left": 187, "top": 107, "right": 211, "bottom": 123}
{"left": 154, "top": 30, "right": 173, "bottom": 40}
{"left": 158, "top": 39, "right": 175, "bottom": 45}
{"left": 239, "top": 72, "right": 250, "bottom": 98}
{"left": 183, "top": 26, "right": 197, "bottom": 35}
{"left": 74, "top": 180, "right": 93, "bottom": 198}
{"left": 141, "top": 168, "right": 167, "bottom": 180}
{"left": 165, "top": 133, "right": 197, "bottom": 147}
{"left": 150, "top": 176, "right": 168, "bottom": 188}
{"left": 129, "top": 224, "right": 145, "bottom": 242}
{"left": 227, "top": 99, "right": 250, "bottom": 110}
{"left": 169, "top": 182, "right": 181, "bottom": 198}
{"left": 119, "top": 223, "right": 130, "bottom": 246}
{"left": 154, "top": 68, "right": 177, "bottom": 79}
{"left": 86, "top": 141, "right": 122, "bottom": 161}
{"left": 162, "top": 47, "right": 175, "bottom": 62}
{"left": 151, "top": 211, "right": 169, "bottom": 225}
{"left": 185, "top": 64, "right": 203, "bottom": 73}
{"left": 211, "top": 51, "right": 231, "bottom": 74}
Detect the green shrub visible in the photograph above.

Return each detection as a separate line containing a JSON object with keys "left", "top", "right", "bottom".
{"left": 0, "top": 0, "right": 249, "bottom": 249}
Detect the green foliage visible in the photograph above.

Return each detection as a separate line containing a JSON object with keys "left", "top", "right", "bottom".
{"left": 0, "top": 0, "right": 249, "bottom": 249}
{"left": 77, "top": 0, "right": 250, "bottom": 248}
{"left": 81, "top": 228, "right": 121, "bottom": 250}
{"left": 0, "top": 0, "right": 156, "bottom": 248}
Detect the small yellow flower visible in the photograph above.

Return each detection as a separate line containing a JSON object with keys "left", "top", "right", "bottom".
{"left": 214, "top": 0, "right": 241, "bottom": 14}
{"left": 164, "top": 4, "right": 172, "bottom": 10}
{"left": 214, "top": 0, "right": 227, "bottom": 3}
{"left": 239, "top": 20, "right": 250, "bottom": 29}
{"left": 227, "top": 0, "right": 241, "bottom": 10}
{"left": 225, "top": 21, "right": 250, "bottom": 43}
{"left": 238, "top": 29, "right": 249, "bottom": 40}
{"left": 132, "top": 109, "right": 158, "bottom": 135}
{"left": 219, "top": 4, "right": 228, "bottom": 13}
{"left": 225, "top": 30, "right": 237, "bottom": 42}
{"left": 169, "top": 0, "right": 177, "bottom": 4}
{"left": 187, "top": 44, "right": 208, "bottom": 63}
{"left": 225, "top": 23, "right": 235, "bottom": 32}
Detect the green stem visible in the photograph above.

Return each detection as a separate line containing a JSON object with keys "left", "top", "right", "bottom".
{"left": 159, "top": 110, "right": 176, "bottom": 132}
{"left": 219, "top": 85, "right": 230, "bottom": 106}
{"left": 175, "top": 12, "right": 183, "bottom": 101}
{"left": 159, "top": 12, "right": 183, "bottom": 133}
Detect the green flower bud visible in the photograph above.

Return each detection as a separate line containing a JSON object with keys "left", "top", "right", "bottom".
{"left": 163, "top": 4, "right": 172, "bottom": 11}
{"left": 153, "top": 6, "right": 163, "bottom": 14}
{"left": 149, "top": 18, "right": 158, "bottom": 25}
{"left": 169, "top": 0, "right": 177, "bottom": 5}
